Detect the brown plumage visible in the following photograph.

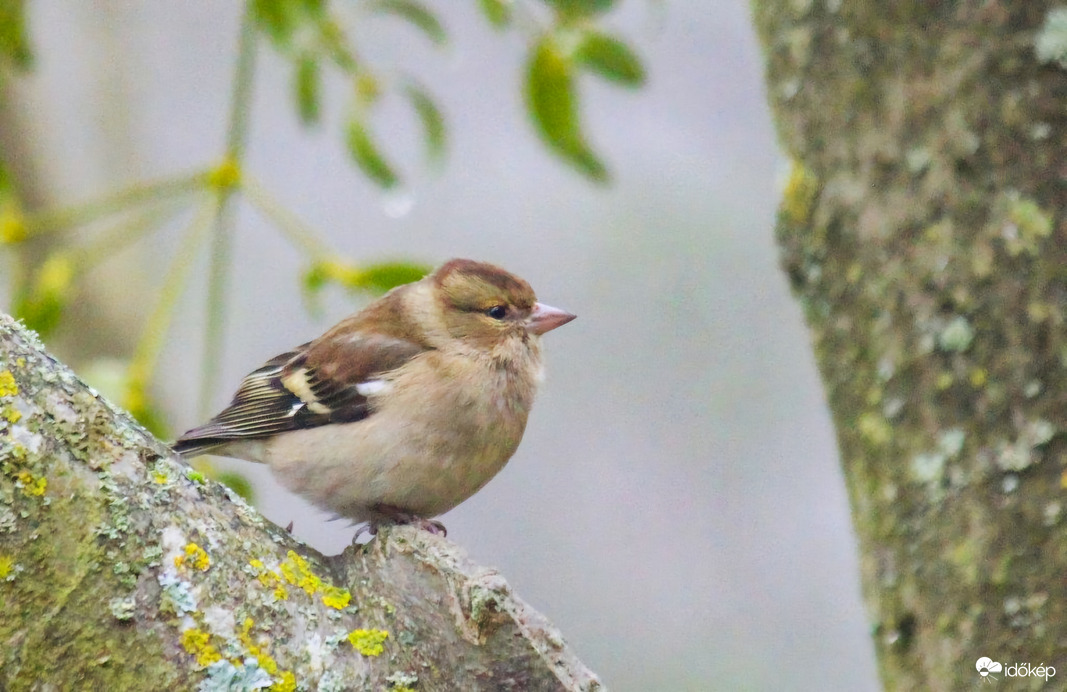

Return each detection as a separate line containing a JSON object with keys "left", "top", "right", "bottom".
{"left": 173, "top": 259, "right": 575, "bottom": 535}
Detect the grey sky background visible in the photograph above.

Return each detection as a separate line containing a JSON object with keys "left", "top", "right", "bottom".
{"left": 6, "top": 2, "right": 879, "bottom": 689}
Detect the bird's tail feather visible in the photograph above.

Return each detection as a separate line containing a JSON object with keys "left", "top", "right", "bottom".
{"left": 170, "top": 438, "right": 224, "bottom": 458}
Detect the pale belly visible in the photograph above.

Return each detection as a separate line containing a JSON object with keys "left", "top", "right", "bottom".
{"left": 265, "top": 387, "right": 529, "bottom": 521}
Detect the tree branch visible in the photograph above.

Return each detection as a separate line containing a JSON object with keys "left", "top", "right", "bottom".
{"left": 0, "top": 312, "right": 600, "bottom": 691}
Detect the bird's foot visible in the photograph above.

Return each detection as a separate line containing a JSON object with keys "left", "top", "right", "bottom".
{"left": 350, "top": 523, "right": 375, "bottom": 544}
{"left": 368, "top": 504, "right": 448, "bottom": 537}
{"left": 408, "top": 517, "right": 448, "bottom": 536}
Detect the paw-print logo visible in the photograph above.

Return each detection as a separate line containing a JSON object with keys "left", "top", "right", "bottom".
{"left": 976, "top": 657, "right": 1002, "bottom": 682}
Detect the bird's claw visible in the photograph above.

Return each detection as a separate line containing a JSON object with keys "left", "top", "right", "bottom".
{"left": 352, "top": 506, "right": 448, "bottom": 543}
{"left": 411, "top": 517, "right": 447, "bottom": 536}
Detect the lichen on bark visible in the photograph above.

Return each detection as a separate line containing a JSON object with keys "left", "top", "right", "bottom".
{"left": 0, "top": 312, "right": 600, "bottom": 691}
{"left": 753, "top": 1, "right": 1067, "bottom": 688}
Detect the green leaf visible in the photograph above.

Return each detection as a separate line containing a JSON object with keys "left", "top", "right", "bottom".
{"left": 215, "top": 471, "right": 255, "bottom": 503}
{"left": 574, "top": 31, "right": 644, "bottom": 87}
{"left": 303, "top": 259, "right": 428, "bottom": 306}
{"left": 368, "top": 0, "right": 446, "bottom": 45}
{"left": 250, "top": 0, "right": 290, "bottom": 44}
{"left": 0, "top": 157, "right": 12, "bottom": 193}
{"left": 295, "top": 57, "right": 322, "bottom": 124}
{"left": 12, "top": 286, "right": 63, "bottom": 338}
{"left": 525, "top": 36, "right": 608, "bottom": 182}
{"left": 13, "top": 253, "right": 75, "bottom": 337}
{"left": 541, "top": 0, "right": 615, "bottom": 19}
{"left": 345, "top": 118, "right": 399, "bottom": 188}
{"left": 300, "top": 261, "right": 333, "bottom": 316}
{"left": 127, "top": 396, "right": 171, "bottom": 440}
{"left": 321, "top": 20, "right": 358, "bottom": 72}
{"left": 478, "top": 0, "right": 512, "bottom": 28}
{"left": 251, "top": 0, "right": 326, "bottom": 51}
{"left": 354, "top": 261, "right": 431, "bottom": 294}
{"left": 0, "top": 0, "right": 33, "bottom": 72}
{"left": 404, "top": 83, "right": 446, "bottom": 165}
{"left": 302, "top": 261, "right": 330, "bottom": 296}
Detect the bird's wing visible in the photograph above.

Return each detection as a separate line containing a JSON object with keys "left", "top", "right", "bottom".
{"left": 172, "top": 333, "right": 427, "bottom": 454}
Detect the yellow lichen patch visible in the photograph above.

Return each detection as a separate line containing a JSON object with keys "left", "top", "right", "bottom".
{"left": 271, "top": 672, "right": 297, "bottom": 692}
{"left": 969, "top": 368, "right": 988, "bottom": 388}
{"left": 16, "top": 471, "right": 46, "bottom": 497}
{"left": 0, "top": 370, "right": 18, "bottom": 397}
{"left": 180, "top": 628, "right": 222, "bottom": 667}
{"left": 175, "top": 543, "right": 211, "bottom": 571}
{"left": 152, "top": 469, "right": 170, "bottom": 484}
{"left": 3, "top": 406, "right": 20, "bottom": 424}
{"left": 277, "top": 550, "right": 350, "bottom": 609}
{"left": 239, "top": 618, "right": 277, "bottom": 672}
{"left": 248, "top": 559, "right": 290, "bottom": 601}
{"left": 781, "top": 160, "right": 819, "bottom": 226}
{"left": 279, "top": 550, "right": 320, "bottom": 595}
{"left": 238, "top": 618, "right": 297, "bottom": 691}
{"left": 347, "top": 628, "right": 389, "bottom": 657}
{"left": 0, "top": 554, "right": 14, "bottom": 578}
{"left": 321, "top": 585, "right": 351, "bottom": 610}
{"left": 1061, "top": 470, "right": 1067, "bottom": 490}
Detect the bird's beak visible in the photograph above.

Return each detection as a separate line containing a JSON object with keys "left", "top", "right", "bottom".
{"left": 527, "top": 302, "right": 577, "bottom": 335}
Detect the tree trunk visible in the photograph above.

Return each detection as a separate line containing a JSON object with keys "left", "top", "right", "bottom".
{"left": 752, "top": 2, "right": 1067, "bottom": 689}
{"left": 0, "top": 313, "right": 600, "bottom": 691}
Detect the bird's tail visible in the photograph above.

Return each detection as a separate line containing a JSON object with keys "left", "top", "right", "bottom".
{"left": 170, "top": 437, "right": 224, "bottom": 459}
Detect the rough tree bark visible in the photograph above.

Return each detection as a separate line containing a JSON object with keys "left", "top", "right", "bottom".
{"left": 752, "top": 1, "right": 1067, "bottom": 689}
{"left": 0, "top": 313, "right": 600, "bottom": 691}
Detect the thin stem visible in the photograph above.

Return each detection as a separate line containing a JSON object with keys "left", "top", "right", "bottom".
{"left": 200, "top": 196, "right": 235, "bottom": 417}
{"left": 242, "top": 175, "right": 334, "bottom": 259}
{"left": 127, "top": 195, "right": 215, "bottom": 400}
{"left": 76, "top": 199, "right": 191, "bottom": 270}
{"left": 23, "top": 169, "right": 207, "bottom": 238}
{"left": 199, "top": 3, "right": 258, "bottom": 418}
{"left": 225, "top": 3, "right": 257, "bottom": 161}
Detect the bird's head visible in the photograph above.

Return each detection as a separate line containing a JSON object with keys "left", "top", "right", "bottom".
{"left": 430, "top": 259, "right": 576, "bottom": 351}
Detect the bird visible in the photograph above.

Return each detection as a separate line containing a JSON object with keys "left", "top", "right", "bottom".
{"left": 172, "top": 258, "right": 576, "bottom": 537}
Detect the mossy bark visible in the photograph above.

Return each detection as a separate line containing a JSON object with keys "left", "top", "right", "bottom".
{"left": 752, "top": 1, "right": 1067, "bottom": 689}
{"left": 0, "top": 313, "right": 600, "bottom": 691}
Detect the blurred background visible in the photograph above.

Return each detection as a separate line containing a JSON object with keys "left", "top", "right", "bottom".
{"left": 1, "top": 2, "right": 879, "bottom": 689}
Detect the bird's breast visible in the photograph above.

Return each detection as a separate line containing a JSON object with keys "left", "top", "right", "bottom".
{"left": 265, "top": 348, "right": 541, "bottom": 520}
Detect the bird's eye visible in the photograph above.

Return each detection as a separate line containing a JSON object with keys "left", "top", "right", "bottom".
{"left": 486, "top": 305, "right": 508, "bottom": 320}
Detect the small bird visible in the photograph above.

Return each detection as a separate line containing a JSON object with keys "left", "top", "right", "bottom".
{"left": 172, "top": 259, "right": 576, "bottom": 536}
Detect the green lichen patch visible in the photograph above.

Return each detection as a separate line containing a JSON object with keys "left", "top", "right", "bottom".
{"left": 993, "top": 192, "right": 1053, "bottom": 257}
{"left": 937, "top": 316, "right": 974, "bottom": 353}
{"left": 386, "top": 670, "right": 419, "bottom": 690}
{"left": 910, "top": 452, "right": 946, "bottom": 485}
{"left": 2, "top": 312, "right": 599, "bottom": 689}
{"left": 1036, "top": 7, "right": 1067, "bottom": 69}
